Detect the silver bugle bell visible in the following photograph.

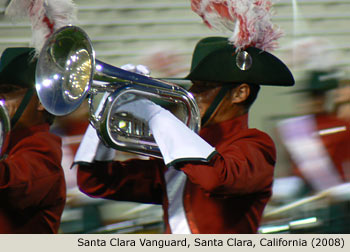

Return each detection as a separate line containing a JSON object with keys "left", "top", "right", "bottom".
{"left": 0, "top": 100, "right": 10, "bottom": 157}
{"left": 35, "top": 25, "right": 201, "bottom": 158}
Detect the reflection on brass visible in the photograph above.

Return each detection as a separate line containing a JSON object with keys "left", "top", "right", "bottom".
{"left": 64, "top": 49, "right": 92, "bottom": 100}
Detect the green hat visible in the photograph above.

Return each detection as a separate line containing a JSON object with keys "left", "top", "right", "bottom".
{"left": 0, "top": 48, "right": 38, "bottom": 128}
{"left": 186, "top": 37, "right": 294, "bottom": 86}
{"left": 293, "top": 70, "right": 339, "bottom": 94}
{"left": 163, "top": 37, "right": 294, "bottom": 88}
{"left": 0, "top": 47, "right": 37, "bottom": 88}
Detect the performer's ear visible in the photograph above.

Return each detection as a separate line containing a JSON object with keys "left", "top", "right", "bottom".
{"left": 231, "top": 83, "right": 250, "bottom": 104}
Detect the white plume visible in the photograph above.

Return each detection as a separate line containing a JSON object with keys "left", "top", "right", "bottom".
{"left": 191, "top": 0, "right": 283, "bottom": 51}
{"left": 5, "top": 0, "right": 77, "bottom": 55}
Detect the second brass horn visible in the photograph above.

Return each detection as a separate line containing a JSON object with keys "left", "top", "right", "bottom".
{"left": 35, "top": 25, "right": 201, "bottom": 158}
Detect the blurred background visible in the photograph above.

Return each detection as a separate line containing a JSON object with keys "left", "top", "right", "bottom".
{"left": 0, "top": 0, "right": 349, "bottom": 234}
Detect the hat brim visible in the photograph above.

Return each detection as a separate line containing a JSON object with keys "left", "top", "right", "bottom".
{"left": 159, "top": 37, "right": 294, "bottom": 89}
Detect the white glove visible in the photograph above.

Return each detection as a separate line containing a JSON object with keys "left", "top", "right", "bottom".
{"left": 120, "top": 64, "right": 150, "bottom": 76}
{"left": 74, "top": 124, "right": 116, "bottom": 163}
{"left": 116, "top": 98, "right": 163, "bottom": 123}
{"left": 74, "top": 93, "right": 116, "bottom": 164}
{"left": 116, "top": 99, "right": 216, "bottom": 166}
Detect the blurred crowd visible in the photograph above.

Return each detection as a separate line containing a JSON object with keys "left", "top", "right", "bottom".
{"left": 260, "top": 47, "right": 350, "bottom": 233}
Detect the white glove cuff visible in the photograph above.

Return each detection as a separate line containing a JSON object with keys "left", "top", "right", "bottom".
{"left": 149, "top": 109, "right": 216, "bottom": 166}
{"left": 74, "top": 124, "right": 115, "bottom": 163}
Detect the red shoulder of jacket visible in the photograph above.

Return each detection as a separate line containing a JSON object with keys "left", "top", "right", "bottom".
{"left": 4, "top": 123, "right": 62, "bottom": 163}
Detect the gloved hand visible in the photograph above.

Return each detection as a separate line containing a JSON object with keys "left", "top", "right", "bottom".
{"left": 148, "top": 108, "right": 216, "bottom": 166}
{"left": 115, "top": 98, "right": 216, "bottom": 166}
{"left": 116, "top": 98, "right": 163, "bottom": 123}
{"left": 120, "top": 64, "right": 150, "bottom": 76}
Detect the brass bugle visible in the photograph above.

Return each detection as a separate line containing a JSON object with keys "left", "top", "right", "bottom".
{"left": 35, "top": 25, "right": 200, "bottom": 158}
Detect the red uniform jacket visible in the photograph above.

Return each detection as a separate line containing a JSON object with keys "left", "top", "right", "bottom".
{"left": 0, "top": 124, "right": 66, "bottom": 233}
{"left": 77, "top": 114, "right": 276, "bottom": 233}
{"left": 286, "top": 113, "right": 350, "bottom": 185}
{"left": 313, "top": 114, "right": 350, "bottom": 181}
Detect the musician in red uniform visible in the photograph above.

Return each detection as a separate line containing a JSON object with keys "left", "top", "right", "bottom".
{"left": 333, "top": 75, "right": 350, "bottom": 181}
{"left": 0, "top": 48, "right": 66, "bottom": 233}
{"left": 75, "top": 38, "right": 295, "bottom": 235}
{"left": 75, "top": 1, "right": 294, "bottom": 233}
{"left": 277, "top": 70, "right": 350, "bottom": 192}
